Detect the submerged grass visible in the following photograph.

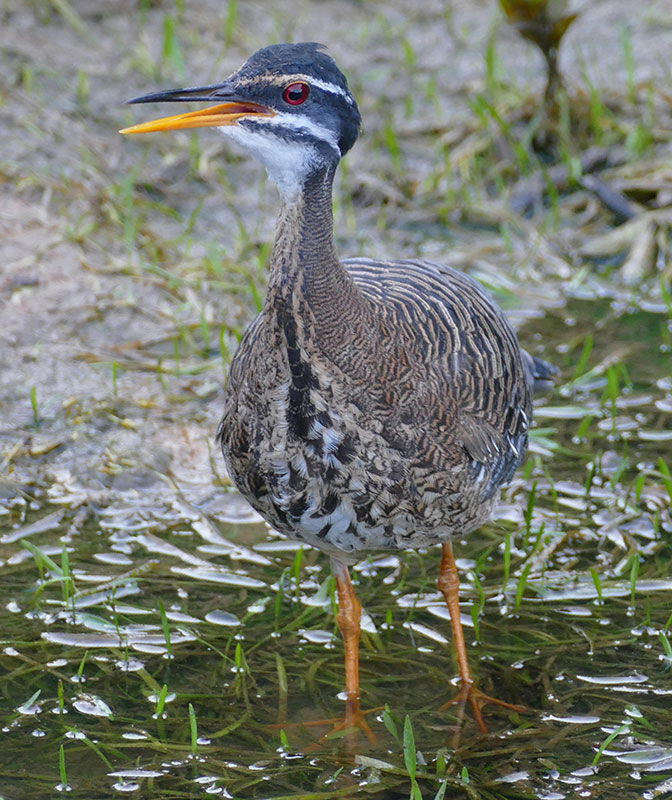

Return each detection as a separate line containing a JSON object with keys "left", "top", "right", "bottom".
{"left": 2, "top": 297, "right": 671, "bottom": 796}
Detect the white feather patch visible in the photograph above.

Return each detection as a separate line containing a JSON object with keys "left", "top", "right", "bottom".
{"left": 218, "top": 113, "right": 340, "bottom": 198}
{"left": 217, "top": 124, "right": 316, "bottom": 198}
{"left": 305, "top": 77, "right": 355, "bottom": 104}
{"left": 246, "top": 112, "right": 340, "bottom": 152}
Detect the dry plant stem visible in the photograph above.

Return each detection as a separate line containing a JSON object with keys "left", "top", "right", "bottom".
{"left": 437, "top": 541, "right": 526, "bottom": 734}
{"left": 332, "top": 557, "right": 376, "bottom": 744}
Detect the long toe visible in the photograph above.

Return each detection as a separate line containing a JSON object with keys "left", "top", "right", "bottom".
{"left": 268, "top": 706, "right": 380, "bottom": 748}
{"left": 439, "top": 683, "right": 527, "bottom": 734}
{"left": 324, "top": 707, "right": 378, "bottom": 746}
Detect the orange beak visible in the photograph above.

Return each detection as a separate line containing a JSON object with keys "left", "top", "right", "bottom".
{"left": 120, "top": 101, "right": 275, "bottom": 135}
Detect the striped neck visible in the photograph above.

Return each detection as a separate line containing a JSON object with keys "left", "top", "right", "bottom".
{"left": 267, "top": 165, "right": 342, "bottom": 302}
{"left": 265, "top": 165, "right": 373, "bottom": 362}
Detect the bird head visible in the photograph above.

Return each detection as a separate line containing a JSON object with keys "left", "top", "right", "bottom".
{"left": 121, "top": 42, "right": 361, "bottom": 198}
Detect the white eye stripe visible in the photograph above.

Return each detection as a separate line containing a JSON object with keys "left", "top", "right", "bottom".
{"left": 244, "top": 112, "right": 341, "bottom": 154}
{"left": 306, "top": 77, "right": 355, "bottom": 104}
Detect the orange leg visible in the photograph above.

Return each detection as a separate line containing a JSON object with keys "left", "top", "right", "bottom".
{"left": 267, "top": 559, "right": 378, "bottom": 748}
{"left": 437, "top": 541, "right": 525, "bottom": 733}
{"left": 331, "top": 557, "right": 376, "bottom": 744}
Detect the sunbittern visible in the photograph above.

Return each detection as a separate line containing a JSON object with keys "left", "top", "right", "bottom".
{"left": 121, "top": 42, "right": 555, "bottom": 739}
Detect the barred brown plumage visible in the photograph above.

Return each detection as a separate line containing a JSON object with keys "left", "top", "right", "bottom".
{"left": 219, "top": 251, "right": 534, "bottom": 555}
{"left": 123, "top": 41, "right": 556, "bottom": 742}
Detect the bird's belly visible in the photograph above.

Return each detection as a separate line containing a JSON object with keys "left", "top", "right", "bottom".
{"left": 221, "top": 386, "right": 493, "bottom": 561}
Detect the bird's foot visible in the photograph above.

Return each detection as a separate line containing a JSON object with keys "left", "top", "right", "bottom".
{"left": 439, "top": 682, "right": 526, "bottom": 734}
{"left": 320, "top": 705, "right": 379, "bottom": 746}
{"left": 301, "top": 703, "right": 381, "bottom": 747}
{"left": 268, "top": 705, "right": 380, "bottom": 748}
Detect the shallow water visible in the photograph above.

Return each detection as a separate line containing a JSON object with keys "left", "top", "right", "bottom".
{"left": 2, "top": 294, "right": 671, "bottom": 799}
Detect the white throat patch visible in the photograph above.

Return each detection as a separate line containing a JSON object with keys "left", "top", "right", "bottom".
{"left": 217, "top": 113, "right": 340, "bottom": 199}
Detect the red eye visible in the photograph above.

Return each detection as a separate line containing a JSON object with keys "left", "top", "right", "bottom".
{"left": 282, "top": 82, "right": 310, "bottom": 105}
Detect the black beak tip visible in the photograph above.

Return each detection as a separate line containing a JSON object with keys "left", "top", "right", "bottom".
{"left": 124, "top": 82, "right": 237, "bottom": 106}
{"left": 126, "top": 90, "right": 170, "bottom": 105}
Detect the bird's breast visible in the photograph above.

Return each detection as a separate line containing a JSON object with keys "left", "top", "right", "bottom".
{"left": 218, "top": 310, "right": 488, "bottom": 558}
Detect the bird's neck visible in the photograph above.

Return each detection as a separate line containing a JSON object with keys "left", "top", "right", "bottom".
{"left": 267, "top": 166, "right": 355, "bottom": 310}
{"left": 266, "top": 165, "right": 376, "bottom": 381}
